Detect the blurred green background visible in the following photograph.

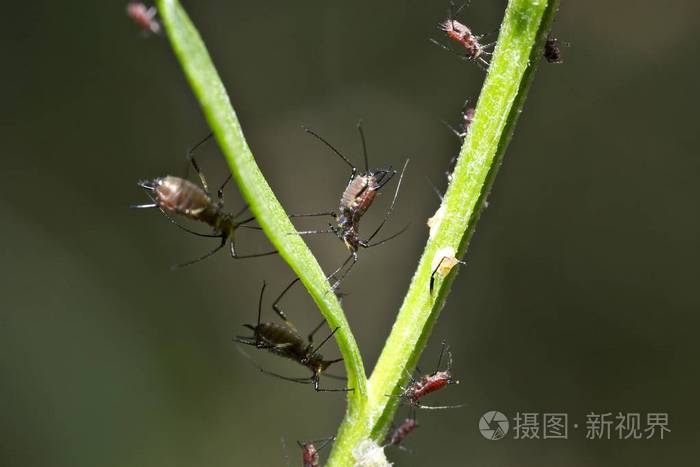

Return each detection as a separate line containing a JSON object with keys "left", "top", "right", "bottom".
{"left": 2, "top": 1, "right": 699, "bottom": 466}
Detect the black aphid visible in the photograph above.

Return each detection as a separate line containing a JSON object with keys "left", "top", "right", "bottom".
{"left": 235, "top": 282, "right": 350, "bottom": 392}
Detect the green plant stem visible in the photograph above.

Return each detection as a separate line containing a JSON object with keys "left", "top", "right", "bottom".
{"left": 156, "top": 0, "right": 368, "bottom": 409}
{"left": 326, "top": 0, "right": 559, "bottom": 464}
{"left": 156, "top": 0, "right": 557, "bottom": 464}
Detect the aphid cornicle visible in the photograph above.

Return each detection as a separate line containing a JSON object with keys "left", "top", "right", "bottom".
{"left": 294, "top": 123, "right": 409, "bottom": 289}
{"left": 398, "top": 342, "right": 462, "bottom": 410}
{"left": 132, "top": 134, "right": 276, "bottom": 268}
{"left": 431, "top": 1, "right": 495, "bottom": 69}
{"left": 235, "top": 282, "right": 349, "bottom": 392}
{"left": 126, "top": 2, "right": 161, "bottom": 35}
{"left": 385, "top": 418, "right": 419, "bottom": 448}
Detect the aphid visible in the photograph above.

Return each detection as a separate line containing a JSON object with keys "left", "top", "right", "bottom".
{"left": 132, "top": 134, "right": 276, "bottom": 268}
{"left": 298, "top": 437, "right": 334, "bottom": 467}
{"left": 398, "top": 342, "right": 462, "bottom": 410}
{"left": 126, "top": 2, "right": 161, "bottom": 35}
{"left": 431, "top": 2, "right": 495, "bottom": 69}
{"left": 544, "top": 34, "right": 564, "bottom": 63}
{"left": 294, "top": 123, "right": 409, "bottom": 289}
{"left": 235, "top": 282, "right": 349, "bottom": 392}
{"left": 385, "top": 418, "right": 419, "bottom": 449}
{"left": 445, "top": 100, "right": 476, "bottom": 182}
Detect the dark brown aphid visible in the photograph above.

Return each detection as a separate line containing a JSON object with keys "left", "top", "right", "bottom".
{"left": 132, "top": 134, "right": 276, "bottom": 268}
{"left": 431, "top": 2, "right": 495, "bottom": 69}
{"left": 235, "top": 283, "right": 349, "bottom": 392}
{"left": 544, "top": 34, "right": 564, "bottom": 63}
{"left": 126, "top": 2, "right": 161, "bottom": 35}
{"left": 298, "top": 438, "right": 334, "bottom": 467}
{"left": 399, "top": 342, "right": 462, "bottom": 410}
{"left": 295, "top": 123, "right": 409, "bottom": 289}
{"left": 385, "top": 418, "right": 419, "bottom": 448}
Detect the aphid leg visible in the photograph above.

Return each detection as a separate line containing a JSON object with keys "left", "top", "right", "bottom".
{"left": 171, "top": 236, "right": 228, "bottom": 269}
{"left": 363, "top": 159, "right": 410, "bottom": 245}
{"left": 216, "top": 174, "right": 233, "bottom": 203}
{"left": 434, "top": 341, "right": 448, "bottom": 374}
{"left": 296, "top": 227, "right": 337, "bottom": 236}
{"left": 414, "top": 403, "right": 465, "bottom": 410}
{"left": 271, "top": 277, "right": 301, "bottom": 325}
{"left": 302, "top": 126, "right": 358, "bottom": 182}
{"left": 229, "top": 236, "right": 278, "bottom": 260}
{"left": 312, "top": 373, "right": 351, "bottom": 392}
{"left": 307, "top": 319, "right": 327, "bottom": 344}
{"left": 310, "top": 326, "right": 339, "bottom": 356}
{"left": 130, "top": 202, "right": 158, "bottom": 209}
{"left": 288, "top": 211, "right": 335, "bottom": 219}
{"left": 327, "top": 253, "right": 357, "bottom": 291}
{"left": 186, "top": 132, "right": 215, "bottom": 193}
{"left": 232, "top": 204, "right": 250, "bottom": 219}
{"left": 429, "top": 38, "right": 456, "bottom": 55}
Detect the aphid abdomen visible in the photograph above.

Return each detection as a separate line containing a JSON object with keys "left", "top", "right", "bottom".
{"left": 387, "top": 418, "right": 419, "bottom": 447}
{"left": 339, "top": 175, "right": 378, "bottom": 217}
{"left": 410, "top": 371, "right": 451, "bottom": 402}
{"left": 252, "top": 322, "right": 307, "bottom": 359}
{"left": 153, "top": 176, "right": 211, "bottom": 218}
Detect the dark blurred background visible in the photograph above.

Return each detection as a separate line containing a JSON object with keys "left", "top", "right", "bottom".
{"left": 2, "top": 1, "right": 699, "bottom": 466}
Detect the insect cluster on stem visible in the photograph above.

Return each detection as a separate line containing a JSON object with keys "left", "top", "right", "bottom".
{"left": 126, "top": 0, "right": 564, "bottom": 462}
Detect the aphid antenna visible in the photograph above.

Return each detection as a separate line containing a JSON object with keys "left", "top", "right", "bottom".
{"left": 356, "top": 120, "right": 370, "bottom": 173}
{"left": 363, "top": 159, "right": 410, "bottom": 244}
{"left": 302, "top": 126, "right": 357, "bottom": 176}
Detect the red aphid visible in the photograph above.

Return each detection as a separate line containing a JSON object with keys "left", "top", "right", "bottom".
{"left": 400, "top": 342, "right": 462, "bottom": 410}
{"left": 300, "top": 442, "right": 319, "bottom": 467}
{"left": 298, "top": 438, "right": 333, "bottom": 467}
{"left": 126, "top": 2, "right": 161, "bottom": 35}
{"left": 386, "top": 418, "right": 419, "bottom": 447}
{"left": 431, "top": 2, "right": 494, "bottom": 68}
{"left": 439, "top": 19, "right": 486, "bottom": 63}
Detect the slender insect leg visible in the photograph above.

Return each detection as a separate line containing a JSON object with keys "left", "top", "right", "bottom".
{"left": 229, "top": 236, "right": 277, "bottom": 260}
{"left": 271, "top": 277, "right": 301, "bottom": 324}
{"left": 312, "top": 375, "right": 353, "bottom": 392}
{"left": 434, "top": 341, "right": 448, "bottom": 374}
{"left": 130, "top": 203, "right": 158, "bottom": 209}
{"left": 327, "top": 253, "right": 357, "bottom": 291}
{"left": 307, "top": 319, "right": 327, "bottom": 344}
{"left": 217, "top": 174, "right": 233, "bottom": 203}
{"left": 171, "top": 236, "right": 227, "bottom": 269}
{"left": 186, "top": 132, "right": 215, "bottom": 193}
